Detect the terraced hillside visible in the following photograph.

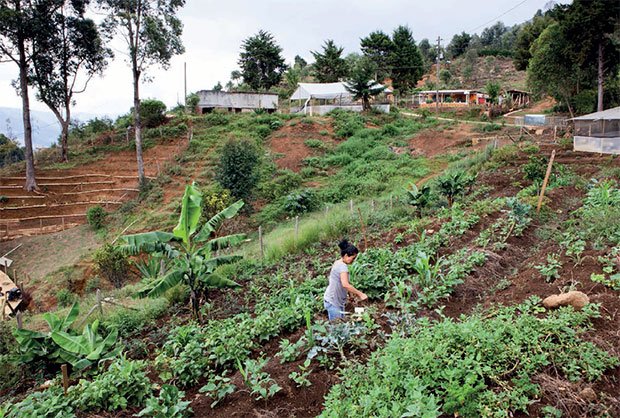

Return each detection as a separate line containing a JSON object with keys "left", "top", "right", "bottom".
{"left": 0, "top": 137, "right": 185, "bottom": 240}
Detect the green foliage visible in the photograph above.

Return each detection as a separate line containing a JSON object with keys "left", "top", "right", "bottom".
{"left": 312, "top": 39, "right": 349, "bottom": 82}
{"left": 331, "top": 109, "right": 365, "bottom": 138}
{"left": 216, "top": 138, "right": 260, "bottom": 199}
{"left": 321, "top": 301, "right": 619, "bottom": 417}
{"left": 0, "top": 134, "right": 24, "bottom": 168}
{"left": 2, "top": 386, "right": 74, "bottom": 418}
{"left": 304, "top": 138, "right": 327, "bottom": 149}
{"left": 345, "top": 57, "right": 385, "bottom": 111}
{"left": 86, "top": 205, "right": 107, "bottom": 230}
{"left": 12, "top": 303, "right": 120, "bottom": 371}
{"left": 133, "top": 99, "right": 167, "bottom": 128}
{"left": 137, "top": 385, "right": 192, "bottom": 418}
{"left": 199, "top": 372, "right": 236, "bottom": 408}
{"left": 485, "top": 81, "right": 501, "bottom": 104}
{"left": 238, "top": 30, "right": 286, "bottom": 90}
{"left": 120, "top": 184, "right": 244, "bottom": 318}
{"left": 435, "top": 170, "right": 476, "bottom": 207}
{"left": 101, "top": 298, "right": 169, "bottom": 338}
{"left": 276, "top": 337, "right": 307, "bottom": 363}
{"left": 200, "top": 186, "right": 233, "bottom": 220}
{"left": 522, "top": 155, "right": 548, "bottom": 183}
{"left": 55, "top": 289, "right": 77, "bottom": 307}
{"left": 405, "top": 183, "right": 433, "bottom": 215}
{"left": 289, "top": 359, "right": 313, "bottom": 387}
{"left": 390, "top": 25, "right": 424, "bottom": 92}
{"left": 237, "top": 357, "right": 281, "bottom": 401}
{"left": 535, "top": 253, "right": 562, "bottom": 282}
{"left": 93, "top": 243, "right": 130, "bottom": 288}
{"left": 282, "top": 189, "right": 316, "bottom": 216}
{"left": 70, "top": 356, "right": 151, "bottom": 412}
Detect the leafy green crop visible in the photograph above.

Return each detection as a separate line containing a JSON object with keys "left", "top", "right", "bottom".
{"left": 322, "top": 300, "right": 618, "bottom": 417}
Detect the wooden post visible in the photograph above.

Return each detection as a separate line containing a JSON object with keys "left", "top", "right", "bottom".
{"left": 61, "top": 364, "right": 69, "bottom": 395}
{"left": 357, "top": 208, "right": 369, "bottom": 250}
{"left": 258, "top": 226, "right": 264, "bottom": 259}
{"left": 39, "top": 218, "right": 43, "bottom": 233}
{"left": 371, "top": 200, "right": 375, "bottom": 212}
{"left": 294, "top": 216, "right": 299, "bottom": 242}
{"left": 62, "top": 217, "right": 65, "bottom": 230}
{"left": 1, "top": 297, "right": 6, "bottom": 320}
{"left": 553, "top": 125, "right": 557, "bottom": 142}
{"left": 16, "top": 311, "right": 23, "bottom": 329}
{"left": 96, "top": 289, "right": 103, "bottom": 316}
{"left": 536, "top": 150, "right": 556, "bottom": 214}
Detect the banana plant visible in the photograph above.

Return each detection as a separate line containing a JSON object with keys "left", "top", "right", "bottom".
{"left": 405, "top": 183, "right": 432, "bottom": 216}
{"left": 12, "top": 302, "right": 120, "bottom": 371}
{"left": 51, "top": 320, "right": 121, "bottom": 371}
{"left": 119, "top": 183, "right": 246, "bottom": 319}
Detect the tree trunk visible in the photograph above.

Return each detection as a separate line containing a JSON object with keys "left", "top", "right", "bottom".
{"left": 59, "top": 120, "right": 69, "bottom": 162}
{"left": 133, "top": 69, "right": 145, "bottom": 185}
{"left": 18, "top": 34, "right": 37, "bottom": 191}
{"left": 597, "top": 42, "right": 604, "bottom": 112}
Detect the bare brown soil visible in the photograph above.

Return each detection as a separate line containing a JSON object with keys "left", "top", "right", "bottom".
{"left": 0, "top": 137, "right": 186, "bottom": 240}
{"left": 268, "top": 118, "right": 338, "bottom": 172}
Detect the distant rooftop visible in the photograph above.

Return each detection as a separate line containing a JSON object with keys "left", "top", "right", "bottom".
{"left": 572, "top": 107, "right": 620, "bottom": 121}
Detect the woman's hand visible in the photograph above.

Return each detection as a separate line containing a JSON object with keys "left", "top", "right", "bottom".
{"left": 358, "top": 292, "right": 368, "bottom": 301}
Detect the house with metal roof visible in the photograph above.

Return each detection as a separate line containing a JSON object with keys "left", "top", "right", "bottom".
{"left": 572, "top": 107, "right": 620, "bottom": 155}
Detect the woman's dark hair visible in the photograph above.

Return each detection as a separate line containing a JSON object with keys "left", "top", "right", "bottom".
{"left": 338, "top": 239, "right": 359, "bottom": 257}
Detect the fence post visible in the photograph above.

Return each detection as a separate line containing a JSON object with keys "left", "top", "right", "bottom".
{"left": 96, "top": 289, "right": 103, "bottom": 316}
{"left": 16, "top": 311, "right": 23, "bottom": 329}
{"left": 61, "top": 364, "right": 69, "bottom": 395}
{"left": 62, "top": 217, "right": 65, "bottom": 230}
{"left": 371, "top": 200, "right": 375, "bottom": 212}
{"left": 258, "top": 226, "right": 264, "bottom": 259}
{"left": 39, "top": 218, "right": 43, "bottom": 233}
{"left": 536, "top": 150, "right": 556, "bottom": 214}
{"left": 553, "top": 125, "right": 557, "bottom": 142}
{"left": 294, "top": 216, "right": 299, "bottom": 242}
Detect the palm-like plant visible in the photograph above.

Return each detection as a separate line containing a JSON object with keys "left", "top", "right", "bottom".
{"left": 119, "top": 184, "right": 246, "bottom": 319}
{"left": 345, "top": 60, "right": 384, "bottom": 112}
{"left": 405, "top": 183, "right": 432, "bottom": 216}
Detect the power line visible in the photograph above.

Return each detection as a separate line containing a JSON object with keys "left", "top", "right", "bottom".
{"left": 468, "top": 0, "right": 530, "bottom": 34}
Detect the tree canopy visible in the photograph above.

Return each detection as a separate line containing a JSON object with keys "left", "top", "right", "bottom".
{"left": 360, "top": 30, "right": 393, "bottom": 80}
{"left": 447, "top": 32, "right": 472, "bottom": 58}
{"left": 238, "top": 30, "right": 287, "bottom": 90}
{"left": 311, "top": 39, "right": 348, "bottom": 83}
{"left": 389, "top": 25, "right": 424, "bottom": 92}
{"left": 100, "top": 0, "right": 185, "bottom": 184}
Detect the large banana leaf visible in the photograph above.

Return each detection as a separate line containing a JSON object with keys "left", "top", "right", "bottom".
{"left": 51, "top": 331, "right": 90, "bottom": 355}
{"left": 118, "top": 231, "right": 177, "bottom": 256}
{"left": 204, "top": 233, "right": 247, "bottom": 252}
{"left": 43, "top": 302, "right": 80, "bottom": 332}
{"left": 200, "top": 255, "right": 243, "bottom": 273}
{"left": 199, "top": 272, "right": 241, "bottom": 289}
{"left": 195, "top": 200, "right": 244, "bottom": 242}
{"left": 173, "top": 184, "right": 203, "bottom": 245}
{"left": 138, "top": 268, "right": 185, "bottom": 298}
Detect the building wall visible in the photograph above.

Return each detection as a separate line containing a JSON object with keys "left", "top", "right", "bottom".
{"left": 197, "top": 91, "right": 278, "bottom": 111}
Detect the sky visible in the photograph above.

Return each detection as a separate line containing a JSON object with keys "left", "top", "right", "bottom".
{"left": 0, "top": 0, "right": 566, "bottom": 120}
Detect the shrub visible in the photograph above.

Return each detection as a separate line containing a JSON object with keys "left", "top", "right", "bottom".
{"left": 93, "top": 244, "right": 130, "bottom": 288}
{"left": 304, "top": 138, "right": 327, "bottom": 149}
{"left": 282, "top": 189, "right": 316, "bottom": 215}
{"left": 258, "top": 170, "right": 302, "bottom": 200}
{"left": 522, "top": 155, "right": 548, "bottom": 183}
{"left": 56, "top": 289, "right": 77, "bottom": 307}
{"left": 101, "top": 298, "right": 169, "bottom": 338}
{"left": 137, "top": 385, "right": 192, "bottom": 418}
{"left": 435, "top": 170, "right": 476, "bottom": 207}
{"left": 86, "top": 205, "right": 107, "bottom": 230}
{"left": 138, "top": 99, "right": 167, "bottom": 128}
{"left": 201, "top": 186, "right": 233, "bottom": 220}
{"left": 70, "top": 357, "right": 152, "bottom": 412}
{"left": 216, "top": 139, "right": 260, "bottom": 199}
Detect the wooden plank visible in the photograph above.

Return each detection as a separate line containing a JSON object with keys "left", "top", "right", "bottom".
{"left": 0, "top": 270, "right": 22, "bottom": 319}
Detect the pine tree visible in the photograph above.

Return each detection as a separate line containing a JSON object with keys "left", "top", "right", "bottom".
{"left": 311, "top": 39, "right": 348, "bottom": 82}
{"left": 238, "top": 30, "right": 287, "bottom": 90}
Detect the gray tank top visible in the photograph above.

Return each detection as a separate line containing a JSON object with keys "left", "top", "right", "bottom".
{"left": 324, "top": 259, "right": 348, "bottom": 308}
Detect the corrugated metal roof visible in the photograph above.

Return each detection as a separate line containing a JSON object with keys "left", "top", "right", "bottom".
{"left": 572, "top": 107, "right": 620, "bottom": 121}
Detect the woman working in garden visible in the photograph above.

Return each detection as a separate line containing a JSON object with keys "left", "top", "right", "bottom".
{"left": 324, "top": 240, "right": 368, "bottom": 321}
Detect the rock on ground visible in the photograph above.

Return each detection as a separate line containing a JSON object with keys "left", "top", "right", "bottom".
{"left": 542, "top": 291, "right": 589, "bottom": 309}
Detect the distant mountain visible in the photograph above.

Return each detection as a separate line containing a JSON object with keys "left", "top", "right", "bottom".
{"left": 0, "top": 107, "right": 99, "bottom": 149}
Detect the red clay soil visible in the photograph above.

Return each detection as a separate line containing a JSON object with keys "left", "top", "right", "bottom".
{"left": 268, "top": 118, "right": 338, "bottom": 172}
{"left": 0, "top": 137, "right": 186, "bottom": 239}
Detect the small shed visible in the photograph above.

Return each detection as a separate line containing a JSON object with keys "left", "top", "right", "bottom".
{"left": 289, "top": 82, "right": 391, "bottom": 115}
{"left": 196, "top": 90, "right": 278, "bottom": 114}
{"left": 504, "top": 89, "right": 530, "bottom": 108}
{"left": 572, "top": 107, "right": 620, "bottom": 155}
{"left": 415, "top": 90, "right": 487, "bottom": 107}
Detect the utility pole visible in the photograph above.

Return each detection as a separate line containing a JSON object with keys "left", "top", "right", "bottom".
{"left": 435, "top": 36, "right": 442, "bottom": 114}
{"left": 184, "top": 62, "right": 188, "bottom": 108}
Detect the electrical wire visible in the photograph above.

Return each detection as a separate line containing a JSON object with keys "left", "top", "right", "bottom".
{"left": 468, "top": 0, "right": 530, "bottom": 34}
